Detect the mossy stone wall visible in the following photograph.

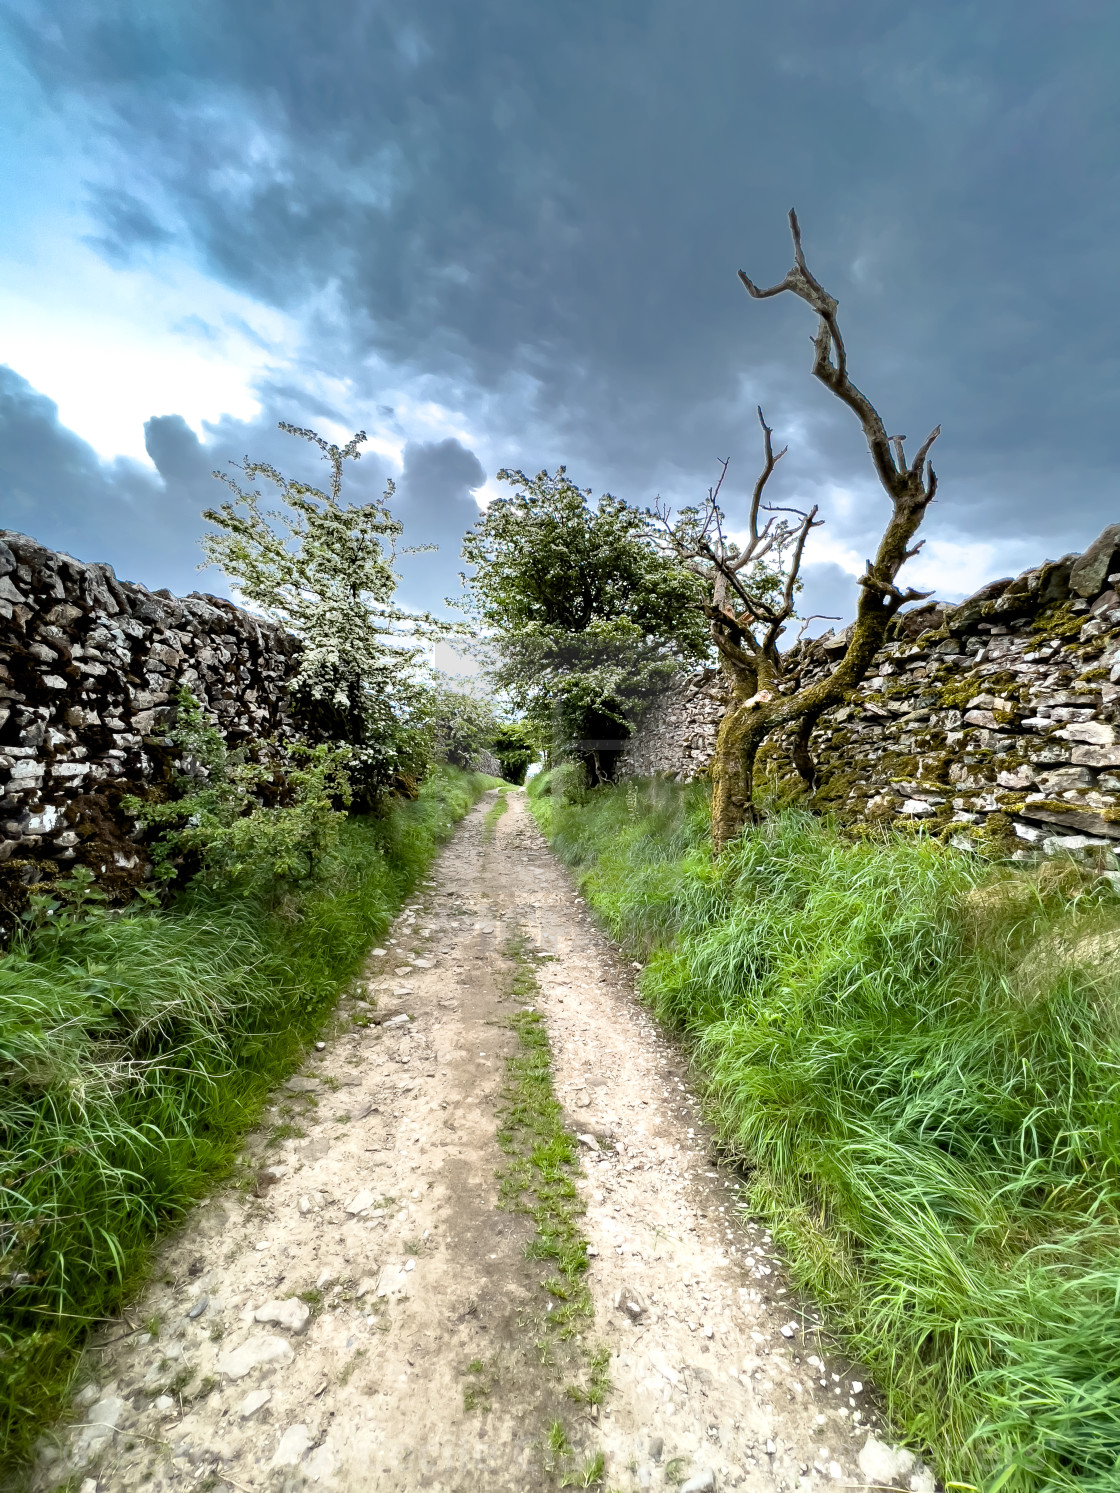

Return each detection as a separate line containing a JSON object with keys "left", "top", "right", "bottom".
{"left": 0, "top": 531, "right": 300, "bottom": 934}
{"left": 624, "top": 525, "right": 1120, "bottom": 865}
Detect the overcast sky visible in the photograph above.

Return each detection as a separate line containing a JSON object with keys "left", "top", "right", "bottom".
{"left": 1, "top": 0, "right": 1117, "bottom": 635}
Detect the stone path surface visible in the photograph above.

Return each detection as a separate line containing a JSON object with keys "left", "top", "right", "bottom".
{"left": 37, "top": 789, "right": 933, "bottom": 1493}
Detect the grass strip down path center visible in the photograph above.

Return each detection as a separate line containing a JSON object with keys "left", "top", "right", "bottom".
{"left": 494, "top": 932, "right": 610, "bottom": 1484}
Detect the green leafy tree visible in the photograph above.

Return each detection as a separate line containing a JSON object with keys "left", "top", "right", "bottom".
{"left": 491, "top": 722, "right": 536, "bottom": 784}
{"left": 201, "top": 422, "right": 442, "bottom": 806}
{"left": 418, "top": 679, "right": 501, "bottom": 770}
{"left": 413, "top": 682, "right": 536, "bottom": 782}
{"left": 461, "top": 467, "right": 709, "bottom": 780}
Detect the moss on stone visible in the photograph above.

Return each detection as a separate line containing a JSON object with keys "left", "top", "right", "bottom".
{"left": 938, "top": 681, "right": 981, "bottom": 708}
{"left": 865, "top": 800, "right": 899, "bottom": 823}
{"left": 1079, "top": 637, "right": 1112, "bottom": 661}
{"left": 813, "top": 769, "right": 861, "bottom": 807}
{"left": 1031, "top": 601, "right": 1085, "bottom": 640}
{"left": 921, "top": 753, "right": 955, "bottom": 783}
{"left": 882, "top": 755, "right": 919, "bottom": 779}
{"left": 972, "top": 811, "right": 1018, "bottom": 857}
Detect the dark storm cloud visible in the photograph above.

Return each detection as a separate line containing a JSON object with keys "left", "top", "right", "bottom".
{"left": 392, "top": 437, "right": 485, "bottom": 610}
{"left": 0, "top": 365, "right": 184, "bottom": 586}
{"left": 0, "top": 367, "right": 417, "bottom": 600}
{"left": 82, "top": 185, "right": 173, "bottom": 266}
{"left": 5, "top": 0, "right": 1120, "bottom": 599}
{"left": 144, "top": 413, "right": 211, "bottom": 486}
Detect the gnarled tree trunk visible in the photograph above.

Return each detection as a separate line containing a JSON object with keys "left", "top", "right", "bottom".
{"left": 708, "top": 596, "right": 911, "bottom": 851}
{"left": 661, "top": 211, "right": 940, "bottom": 853}
{"left": 711, "top": 692, "right": 762, "bottom": 847}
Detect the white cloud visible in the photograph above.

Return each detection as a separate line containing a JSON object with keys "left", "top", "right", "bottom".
{"left": 0, "top": 240, "right": 294, "bottom": 462}
{"left": 470, "top": 475, "right": 505, "bottom": 512}
{"left": 901, "top": 534, "right": 1036, "bottom": 602}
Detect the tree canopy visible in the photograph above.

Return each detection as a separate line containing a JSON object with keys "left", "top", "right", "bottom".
{"left": 461, "top": 467, "right": 709, "bottom": 775}
{"left": 490, "top": 722, "right": 536, "bottom": 784}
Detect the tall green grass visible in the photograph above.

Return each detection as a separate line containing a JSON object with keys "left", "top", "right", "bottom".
{"left": 0, "top": 766, "right": 495, "bottom": 1470}
{"left": 530, "top": 772, "right": 1120, "bottom": 1493}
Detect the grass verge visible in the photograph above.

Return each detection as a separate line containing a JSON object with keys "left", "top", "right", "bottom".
{"left": 529, "top": 770, "right": 1120, "bottom": 1493}
{"left": 0, "top": 765, "right": 497, "bottom": 1474}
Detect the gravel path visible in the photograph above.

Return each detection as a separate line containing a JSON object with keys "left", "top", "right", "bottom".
{"left": 38, "top": 789, "right": 932, "bottom": 1493}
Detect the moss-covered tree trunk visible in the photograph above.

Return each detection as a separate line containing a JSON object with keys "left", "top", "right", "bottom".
{"left": 709, "top": 597, "right": 904, "bottom": 852}
{"left": 711, "top": 697, "right": 760, "bottom": 848}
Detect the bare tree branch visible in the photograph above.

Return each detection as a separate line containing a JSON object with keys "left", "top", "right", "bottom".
{"left": 739, "top": 209, "right": 943, "bottom": 514}
{"left": 795, "top": 613, "right": 842, "bottom": 645}
{"left": 746, "top": 406, "right": 788, "bottom": 549}
{"left": 644, "top": 211, "right": 950, "bottom": 848}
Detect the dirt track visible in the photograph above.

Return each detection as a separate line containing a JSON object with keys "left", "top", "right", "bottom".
{"left": 38, "top": 789, "right": 932, "bottom": 1492}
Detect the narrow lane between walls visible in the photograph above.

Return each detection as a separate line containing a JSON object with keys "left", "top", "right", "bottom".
{"left": 38, "top": 789, "right": 931, "bottom": 1493}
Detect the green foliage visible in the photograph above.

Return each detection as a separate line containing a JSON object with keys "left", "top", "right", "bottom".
{"left": 461, "top": 467, "right": 709, "bottom": 766}
{"left": 202, "top": 422, "right": 445, "bottom": 806}
{"left": 0, "top": 766, "right": 490, "bottom": 1470}
{"left": 417, "top": 678, "right": 500, "bottom": 770}
{"left": 125, "top": 688, "right": 351, "bottom": 892}
{"left": 18, "top": 865, "right": 113, "bottom": 936}
{"left": 491, "top": 722, "right": 537, "bottom": 785}
{"left": 533, "top": 779, "right": 1120, "bottom": 1493}
{"left": 413, "top": 682, "right": 537, "bottom": 783}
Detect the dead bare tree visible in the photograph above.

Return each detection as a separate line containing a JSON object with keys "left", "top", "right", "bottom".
{"left": 656, "top": 211, "right": 940, "bottom": 851}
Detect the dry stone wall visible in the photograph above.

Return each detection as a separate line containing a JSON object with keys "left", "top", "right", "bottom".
{"left": 475, "top": 748, "right": 503, "bottom": 780}
{"left": 0, "top": 530, "right": 300, "bottom": 933}
{"left": 623, "top": 523, "right": 1120, "bottom": 865}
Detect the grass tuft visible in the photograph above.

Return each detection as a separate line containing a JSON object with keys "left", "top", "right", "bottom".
{"left": 531, "top": 774, "right": 1120, "bottom": 1493}
{"left": 547, "top": 1418, "right": 573, "bottom": 1456}
{"left": 560, "top": 1450, "right": 606, "bottom": 1488}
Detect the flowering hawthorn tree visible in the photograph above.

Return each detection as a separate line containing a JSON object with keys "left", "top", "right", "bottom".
{"left": 202, "top": 423, "right": 445, "bottom": 804}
